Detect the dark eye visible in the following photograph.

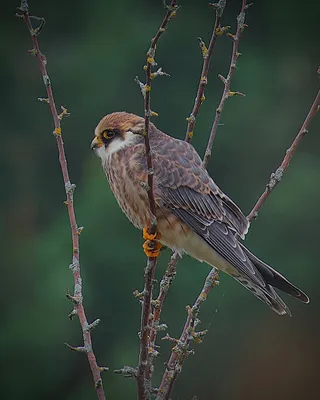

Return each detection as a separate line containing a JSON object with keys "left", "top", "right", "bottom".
{"left": 102, "top": 130, "right": 115, "bottom": 140}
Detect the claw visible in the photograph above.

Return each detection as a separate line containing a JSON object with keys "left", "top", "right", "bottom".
{"left": 143, "top": 240, "right": 162, "bottom": 258}
{"left": 143, "top": 226, "right": 161, "bottom": 241}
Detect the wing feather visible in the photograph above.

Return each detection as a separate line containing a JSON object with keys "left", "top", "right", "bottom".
{"left": 152, "top": 136, "right": 249, "bottom": 238}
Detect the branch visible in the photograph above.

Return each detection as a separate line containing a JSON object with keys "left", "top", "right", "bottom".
{"left": 135, "top": 2, "right": 179, "bottom": 399}
{"left": 16, "top": 2, "right": 106, "bottom": 399}
{"left": 247, "top": 85, "right": 320, "bottom": 221}
{"left": 185, "top": 0, "right": 228, "bottom": 142}
{"left": 203, "top": 0, "right": 248, "bottom": 166}
{"left": 155, "top": 269, "right": 219, "bottom": 400}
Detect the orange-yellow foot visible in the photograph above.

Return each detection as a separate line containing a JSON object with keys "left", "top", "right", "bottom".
{"left": 143, "top": 226, "right": 162, "bottom": 241}
{"left": 143, "top": 240, "right": 162, "bottom": 258}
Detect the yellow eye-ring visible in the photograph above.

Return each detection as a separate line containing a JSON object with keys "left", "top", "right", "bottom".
{"left": 102, "top": 130, "right": 115, "bottom": 140}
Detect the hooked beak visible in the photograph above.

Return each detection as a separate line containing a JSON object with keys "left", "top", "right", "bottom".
{"left": 91, "top": 136, "right": 103, "bottom": 150}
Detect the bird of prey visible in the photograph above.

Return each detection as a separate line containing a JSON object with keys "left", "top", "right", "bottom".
{"left": 91, "top": 112, "right": 309, "bottom": 316}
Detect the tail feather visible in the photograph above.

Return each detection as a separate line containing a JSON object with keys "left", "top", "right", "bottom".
{"left": 241, "top": 245, "right": 310, "bottom": 304}
{"left": 233, "top": 274, "right": 292, "bottom": 316}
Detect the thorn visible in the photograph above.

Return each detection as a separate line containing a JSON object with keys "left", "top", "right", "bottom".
{"left": 42, "top": 74, "right": 51, "bottom": 86}
{"left": 133, "top": 289, "right": 145, "bottom": 299}
{"left": 191, "top": 329, "right": 208, "bottom": 343}
{"left": 162, "top": 333, "right": 178, "bottom": 343}
{"left": 28, "top": 48, "right": 37, "bottom": 56}
{"left": 29, "top": 15, "right": 46, "bottom": 35}
{"left": 68, "top": 308, "right": 77, "bottom": 320}
{"left": 134, "top": 76, "right": 147, "bottom": 98}
{"left": 65, "top": 181, "right": 76, "bottom": 194}
{"left": 38, "top": 97, "right": 49, "bottom": 103}
{"left": 66, "top": 292, "right": 80, "bottom": 304}
{"left": 95, "top": 379, "right": 102, "bottom": 389}
{"left": 86, "top": 319, "right": 101, "bottom": 331}
{"left": 227, "top": 90, "right": 246, "bottom": 98}
{"left": 53, "top": 127, "right": 61, "bottom": 137}
{"left": 64, "top": 343, "right": 88, "bottom": 353}
{"left": 77, "top": 226, "right": 84, "bottom": 235}
{"left": 69, "top": 261, "right": 80, "bottom": 273}
{"left": 155, "top": 323, "right": 168, "bottom": 332}
{"left": 186, "top": 114, "right": 195, "bottom": 123}
{"left": 114, "top": 366, "right": 137, "bottom": 379}
{"left": 150, "top": 67, "right": 170, "bottom": 79}
{"left": 197, "top": 37, "right": 208, "bottom": 58}
{"left": 218, "top": 74, "right": 227, "bottom": 84}
{"left": 58, "top": 105, "right": 71, "bottom": 120}
{"left": 227, "top": 32, "right": 236, "bottom": 41}
{"left": 99, "top": 367, "right": 109, "bottom": 374}
{"left": 215, "top": 25, "right": 230, "bottom": 36}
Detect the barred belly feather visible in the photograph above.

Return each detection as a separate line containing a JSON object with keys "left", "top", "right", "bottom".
{"left": 103, "top": 148, "right": 150, "bottom": 229}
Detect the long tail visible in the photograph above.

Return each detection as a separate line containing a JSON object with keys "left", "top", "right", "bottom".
{"left": 236, "top": 244, "right": 309, "bottom": 316}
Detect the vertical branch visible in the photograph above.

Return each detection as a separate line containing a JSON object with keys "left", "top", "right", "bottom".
{"left": 16, "top": 2, "right": 106, "bottom": 399}
{"left": 185, "top": 0, "right": 228, "bottom": 142}
{"left": 247, "top": 86, "right": 320, "bottom": 222}
{"left": 135, "top": 2, "right": 179, "bottom": 399}
{"left": 155, "top": 270, "right": 219, "bottom": 400}
{"left": 203, "top": 0, "right": 248, "bottom": 167}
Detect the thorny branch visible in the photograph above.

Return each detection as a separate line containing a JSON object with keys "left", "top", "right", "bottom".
{"left": 247, "top": 86, "right": 320, "bottom": 221}
{"left": 135, "top": 1, "right": 179, "bottom": 399}
{"left": 16, "top": 2, "right": 106, "bottom": 399}
{"left": 203, "top": 0, "right": 248, "bottom": 166}
{"left": 155, "top": 270, "right": 219, "bottom": 400}
{"left": 185, "top": 0, "right": 228, "bottom": 142}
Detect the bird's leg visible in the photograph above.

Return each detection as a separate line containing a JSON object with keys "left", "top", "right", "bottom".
{"left": 143, "top": 226, "right": 162, "bottom": 258}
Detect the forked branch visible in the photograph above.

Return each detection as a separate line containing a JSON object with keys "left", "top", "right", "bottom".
{"left": 16, "top": 2, "right": 106, "bottom": 399}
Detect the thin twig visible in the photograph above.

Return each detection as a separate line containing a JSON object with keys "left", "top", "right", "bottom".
{"left": 136, "top": 2, "right": 178, "bottom": 399}
{"left": 156, "top": 270, "right": 219, "bottom": 400}
{"left": 185, "top": 0, "right": 228, "bottom": 142}
{"left": 16, "top": 2, "right": 106, "bottom": 399}
{"left": 203, "top": 0, "right": 248, "bottom": 166}
{"left": 247, "top": 86, "right": 320, "bottom": 222}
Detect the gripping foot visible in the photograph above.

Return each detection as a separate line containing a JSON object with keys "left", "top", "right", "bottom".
{"left": 143, "top": 226, "right": 162, "bottom": 258}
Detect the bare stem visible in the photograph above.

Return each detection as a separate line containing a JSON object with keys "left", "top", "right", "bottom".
{"left": 156, "top": 269, "right": 219, "bottom": 400}
{"left": 17, "top": 2, "right": 106, "bottom": 399}
{"left": 247, "top": 86, "right": 320, "bottom": 222}
{"left": 185, "top": 0, "right": 227, "bottom": 142}
{"left": 203, "top": 0, "right": 248, "bottom": 167}
{"left": 136, "top": 2, "right": 178, "bottom": 399}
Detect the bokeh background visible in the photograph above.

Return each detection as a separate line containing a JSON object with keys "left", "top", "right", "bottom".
{"left": 1, "top": 0, "right": 320, "bottom": 399}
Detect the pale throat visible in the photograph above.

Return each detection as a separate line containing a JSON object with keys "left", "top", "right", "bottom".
{"left": 96, "top": 131, "right": 139, "bottom": 164}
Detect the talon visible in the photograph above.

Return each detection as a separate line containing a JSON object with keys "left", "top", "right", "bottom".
{"left": 143, "top": 226, "right": 161, "bottom": 241}
{"left": 143, "top": 240, "right": 162, "bottom": 258}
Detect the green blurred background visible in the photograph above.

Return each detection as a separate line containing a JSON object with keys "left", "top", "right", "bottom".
{"left": 1, "top": 0, "right": 319, "bottom": 399}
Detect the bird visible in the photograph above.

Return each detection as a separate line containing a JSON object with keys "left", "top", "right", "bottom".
{"left": 91, "top": 111, "right": 309, "bottom": 316}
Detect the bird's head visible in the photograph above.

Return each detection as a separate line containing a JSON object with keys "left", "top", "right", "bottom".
{"left": 91, "top": 112, "right": 145, "bottom": 160}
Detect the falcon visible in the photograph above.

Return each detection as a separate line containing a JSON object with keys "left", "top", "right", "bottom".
{"left": 91, "top": 111, "right": 309, "bottom": 316}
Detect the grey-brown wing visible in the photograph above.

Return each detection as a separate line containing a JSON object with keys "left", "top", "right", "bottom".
{"left": 152, "top": 135, "right": 249, "bottom": 238}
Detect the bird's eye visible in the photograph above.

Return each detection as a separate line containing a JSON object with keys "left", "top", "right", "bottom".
{"left": 102, "top": 130, "right": 115, "bottom": 140}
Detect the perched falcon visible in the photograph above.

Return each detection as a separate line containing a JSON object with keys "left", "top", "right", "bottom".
{"left": 91, "top": 112, "right": 309, "bottom": 316}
